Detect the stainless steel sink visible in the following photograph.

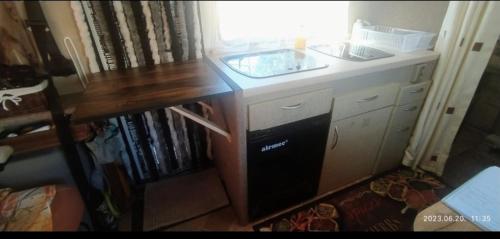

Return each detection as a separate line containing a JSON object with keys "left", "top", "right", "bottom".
{"left": 221, "top": 49, "right": 328, "bottom": 78}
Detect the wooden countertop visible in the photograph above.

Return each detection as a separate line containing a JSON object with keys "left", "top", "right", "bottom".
{"left": 70, "top": 60, "right": 233, "bottom": 123}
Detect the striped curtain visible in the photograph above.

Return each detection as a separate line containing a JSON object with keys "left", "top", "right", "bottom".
{"left": 71, "top": 1, "right": 203, "bottom": 72}
{"left": 70, "top": 1, "right": 209, "bottom": 183}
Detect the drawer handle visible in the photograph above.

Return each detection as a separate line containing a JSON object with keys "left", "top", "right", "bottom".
{"left": 280, "top": 103, "right": 303, "bottom": 110}
{"left": 403, "top": 106, "right": 418, "bottom": 111}
{"left": 409, "top": 88, "right": 424, "bottom": 93}
{"left": 357, "top": 95, "right": 379, "bottom": 103}
{"left": 398, "top": 126, "right": 411, "bottom": 132}
{"left": 331, "top": 126, "right": 339, "bottom": 150}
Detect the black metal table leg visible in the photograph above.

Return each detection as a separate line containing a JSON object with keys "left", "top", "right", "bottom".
{"left": 43, "top": 76, "right": 99, "bottom": 230}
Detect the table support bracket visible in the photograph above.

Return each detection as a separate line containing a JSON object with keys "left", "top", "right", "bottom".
{"left": 169, "top": 106, "right": 231, "bottom": 143}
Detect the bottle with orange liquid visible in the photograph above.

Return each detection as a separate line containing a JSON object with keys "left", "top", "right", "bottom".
{"left": 294, "top": 25, "right": 306, "bottom": 49}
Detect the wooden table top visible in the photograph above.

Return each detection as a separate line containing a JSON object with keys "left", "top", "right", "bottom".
{"left": 70, "top": 60, "right": 233, "bottom": 123}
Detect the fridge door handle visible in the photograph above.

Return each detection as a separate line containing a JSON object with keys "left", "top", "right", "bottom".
{"left": 331, "top": 125, "right": 339, "bottom": 150}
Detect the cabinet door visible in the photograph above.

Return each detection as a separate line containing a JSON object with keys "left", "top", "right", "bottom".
{"left": 373, "top": 100, "right": 424, "bottom": 175}
{"left": 318, "top": 107, "right": 392, "bottom": 194}
{"left": 373, "top": 123, "right": 413, "bottom": 174}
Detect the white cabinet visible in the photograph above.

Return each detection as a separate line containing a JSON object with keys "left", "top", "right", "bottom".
{"left": 318, "top": 106, "right": 392, "bottom": 194}
{"left": 373, "top": 82, "right": 429, "bottom": 175}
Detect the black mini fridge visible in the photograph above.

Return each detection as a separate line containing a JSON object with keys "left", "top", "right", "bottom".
{"left": 247, "top": 114, "right": 330, "bottom": 220}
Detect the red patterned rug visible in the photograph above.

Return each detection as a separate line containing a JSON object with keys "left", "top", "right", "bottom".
{"left": 253, "top": 168, "right": 451, "bottom": 232}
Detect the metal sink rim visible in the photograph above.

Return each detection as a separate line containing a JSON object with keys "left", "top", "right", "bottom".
{"left": 220, "top": 48, "right": 329, "bottom": 79}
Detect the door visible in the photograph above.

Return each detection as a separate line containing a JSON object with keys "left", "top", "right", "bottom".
{"left": 247, "top": 114, "right": 330, "bottom": 220}
{"left": 318, "top": 107, "right": 392, "bottom": 194}
{"left": 374, "top": 123, "right": 413, "bottom": 174}
{"left": 373, "top": 100, "right": 424, "bottom": 174}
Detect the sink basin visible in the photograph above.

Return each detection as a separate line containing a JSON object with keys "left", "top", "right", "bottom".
{"left": 221, "top": 49, "right": 328, "bottom": 78}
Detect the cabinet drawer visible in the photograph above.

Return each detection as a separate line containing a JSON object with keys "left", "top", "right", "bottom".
{"left": 398, "top": 81, "right": 431, "bottom": 105}
{"left": 248, "top": 89, "right": 333, "bottom": 131}
{"left": 332, "top": 84, "right": 398, "bottom": 121}
{"left": 390, "top": 100, "right": 424, "bottom": 130}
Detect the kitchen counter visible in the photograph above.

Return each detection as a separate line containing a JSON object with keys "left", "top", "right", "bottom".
{"left": 207, "top": 44, "right": 440, "bottom": 224}
{"left": 207, "top": 46, "right": 440, "bottom": 98}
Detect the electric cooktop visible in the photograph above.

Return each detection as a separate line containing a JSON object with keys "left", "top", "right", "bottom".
{"left": 309, "top": 42, "right": 394, "bottom": 62}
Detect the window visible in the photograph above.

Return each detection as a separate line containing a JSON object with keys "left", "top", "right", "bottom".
{"left": 215, "top": 1, "right": 349, "bottom": 49}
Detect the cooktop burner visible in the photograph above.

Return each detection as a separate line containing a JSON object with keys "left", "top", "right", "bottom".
{"left": 309, "top": 42, "right": 394, "bottom": 62}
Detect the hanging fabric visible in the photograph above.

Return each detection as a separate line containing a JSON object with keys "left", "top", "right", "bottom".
{"left": 72, "top": 1, "right": 203, "bottom": 68}
{"left": 70, "top": 1, "right": 100, "bottom": 73}
{"left": 141, "top": 1, "right": 161, "bottom": 65}
{"left": 0, "top": 2, "right": 41, "bottom": 66}
{"left": 112, "top": 2, "right": 139, "bottom": 68}
{"left": 148, "top": 1, "right": 169, "bottom": 64}
{"left": 101, "top": 2, "right": 130, "bottom": 70}
{"left": 82, "top": 1, "right": 118, "bottom": 71}
{"left": 402, "top": 1, "right": 500, "bottom": 175}
{"left": 120, "top": 1, "right": 146, "bottom": 67}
